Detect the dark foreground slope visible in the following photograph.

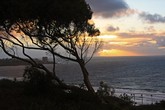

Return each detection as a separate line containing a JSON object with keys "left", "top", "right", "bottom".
{"left": 0, "top": 79, "right": 164, "bottom": 110}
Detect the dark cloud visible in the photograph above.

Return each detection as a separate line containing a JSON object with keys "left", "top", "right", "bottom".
{"left": 86, "top": 0, "right": 134, "bottom": 18}
{"left": 107, "top": 26, "right": 119, "bottom": 32}
{"left": 154, "top": 36, "right": 165, "bottom": 47}
{"left": 139, "top": 12, "right": 165, "bottom": 23}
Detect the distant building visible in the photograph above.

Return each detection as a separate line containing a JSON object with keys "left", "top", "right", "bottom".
{"left": 42, "top": 57, "right": 48, "bottom": 63}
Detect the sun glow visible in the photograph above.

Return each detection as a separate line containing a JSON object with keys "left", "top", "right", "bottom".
{"left": 98, "top": 49, "right": 139, "bottom": 56}
{"left": 97, "top": 35, "right": 117, "bottom": 39}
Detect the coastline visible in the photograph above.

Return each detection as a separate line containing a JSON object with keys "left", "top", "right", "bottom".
{"left": 1, "top": 75, "right": 164, "bottom": 105}
{"left": 1, "top": 56, "right": 165, "bottom": 105}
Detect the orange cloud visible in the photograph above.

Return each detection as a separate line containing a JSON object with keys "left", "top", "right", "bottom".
{"left": 98, "top": 49, "right": 140, "bottom": 56}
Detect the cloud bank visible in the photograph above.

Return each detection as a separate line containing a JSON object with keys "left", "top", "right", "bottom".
{"left": 139, "top": 12, "right": 165, "bottom": 23}
{"left": 86, "top": 0, "right": 134, "bottom": 18}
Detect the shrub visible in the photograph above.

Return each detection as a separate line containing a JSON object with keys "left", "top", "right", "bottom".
{"left": 97, "top": 81, "right": 115, "bottom": 97}
{"left": 119, "top": 93, "right": 133, "bottom": 104}
{"left": 23, "top": 66, "right": 53, "bottom": 94}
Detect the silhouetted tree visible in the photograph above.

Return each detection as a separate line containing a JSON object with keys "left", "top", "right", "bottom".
{"left": 0, "top": 0, "right": 101, "bottom": 93}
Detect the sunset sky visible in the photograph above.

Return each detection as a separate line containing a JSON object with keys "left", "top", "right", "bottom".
{"left": 87, "top": 0, "right": 165, "bottom": 56}
{"left": 1, "top": 0, "right": 165, "bottom": 58}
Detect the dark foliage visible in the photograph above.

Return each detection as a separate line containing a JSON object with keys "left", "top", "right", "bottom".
{"left": 23, "top": 66, "right": 53, "bottom": 94}
{"left": 158, "top": 100, "right": 165, "bottom": 108}
{"left": 0, "top": 0, "right": 92, "bottom": 27}
{"left": 119, "top": 93, "right": 134, "bottom": 104}
{"left": 0, "top": 0, "right": 100, "bottom": 93}
{"left": 0, "top": 79, "right": 131, "bottom": 110}
{"left": 0, "top": 79, "right": 164, "bottom": 110}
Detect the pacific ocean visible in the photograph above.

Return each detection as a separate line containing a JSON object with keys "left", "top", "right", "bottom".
{"left": 0, "top": 56, "right": 165, "bottom": 104}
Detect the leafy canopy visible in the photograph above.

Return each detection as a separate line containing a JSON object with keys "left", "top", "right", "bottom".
{"left": 0, "top": 0, "right": 100, "bottom": 93}
{"left": 0, "top": 0, "right": 92, "bottom": 26}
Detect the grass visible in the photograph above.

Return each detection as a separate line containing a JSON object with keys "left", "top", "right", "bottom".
{"left": 0, "top": 79, "right": 164, "bottom": 110}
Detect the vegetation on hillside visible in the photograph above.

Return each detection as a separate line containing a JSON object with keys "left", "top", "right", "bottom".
{"left": 0, "top": 0, "right": 101, "bottom": 94}
{"left": 0, "top": 78, "right": 165, "bottom": 110}
{"left": 0, "top": 1, "right": 165, "bottom": 110}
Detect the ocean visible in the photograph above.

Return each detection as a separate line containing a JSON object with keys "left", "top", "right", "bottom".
{"left": 0, "top": 56, "right": 165, "bottom": 105}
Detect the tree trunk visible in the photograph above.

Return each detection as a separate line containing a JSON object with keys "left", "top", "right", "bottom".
{"left": 78, "top": 61, "right": 95, "bottom": 94}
